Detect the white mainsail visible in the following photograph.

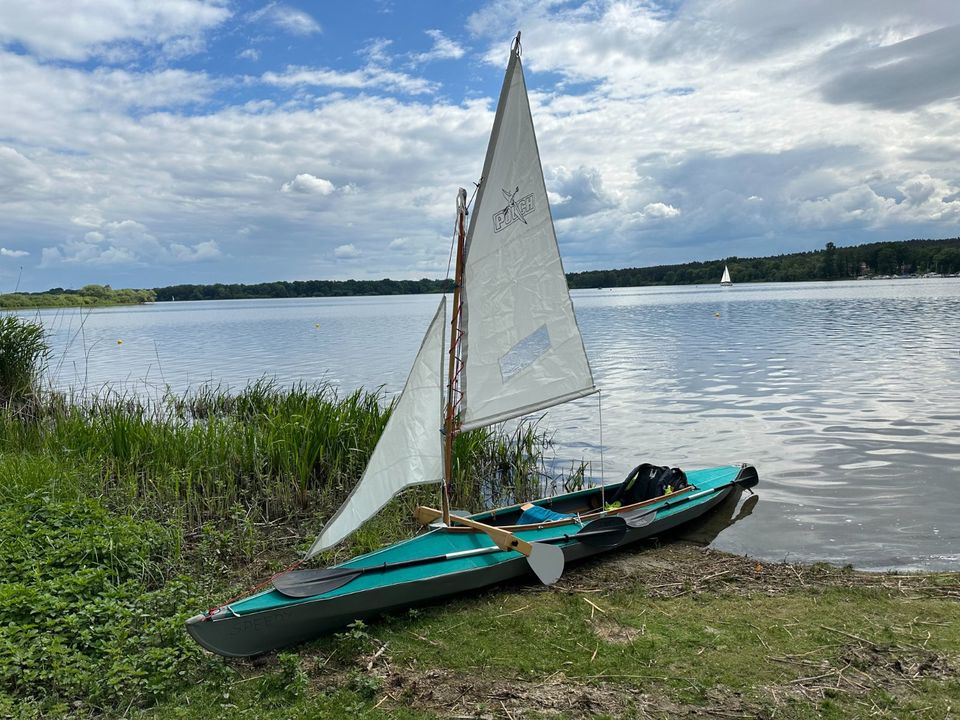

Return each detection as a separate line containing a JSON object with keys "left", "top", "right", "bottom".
{"left": 458, "top": 41, "right": 595, "bottom": 432}
{"left": 306, "top": 298, "right": 446, "bottom": 557}
{"left": 721, "top": 265, "right": 732, "bottom": 285}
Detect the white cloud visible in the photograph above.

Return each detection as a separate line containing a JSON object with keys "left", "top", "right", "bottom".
{"left": 238, "top": 48, "right": 261, "bottom": 62}
{"left": 1, "top": 247, "right": 29, "bottom": 258}
{"left": 171, "top": 240, "right": 222, "bottom": 262}
{"left": 0, "top": 0, "right": 229, "bottom": 61}
{"left": 262, "top": 64, "right": 437, "bottom": 95}
{"left": 248, "top": 3, "right": 321, "bottom": 36}
{"left": 643, "top": 202, "right": 680, "bottom": 219}
{"left": 281, "top": 173, "right": 336, "bottom": 195}
{"left": 334, "top": 244, "right": 362, "bottom": 259}
{"left": 412, "top": 30, "right": 466, "bottom": 64}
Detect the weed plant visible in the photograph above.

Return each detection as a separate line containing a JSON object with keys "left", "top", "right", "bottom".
{"left": 0, "top": 316, "right": 47, "bottom": 406}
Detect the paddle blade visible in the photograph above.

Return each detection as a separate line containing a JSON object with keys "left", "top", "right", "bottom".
{"left": 574, "top": 516, "right": 627, "bottom": 547}
{"left": 622, "top": 508, "right": 657, "bottom": 529}
{"left": 734, "top": 465, "right": 759, "bottom": 491}
{"left": 273, "top": 567, "right": 362, "bottom": 598}
{"left": 527, "top": 542, "right": 564, "bottom": 585}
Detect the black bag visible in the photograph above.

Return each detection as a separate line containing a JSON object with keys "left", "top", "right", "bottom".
{"left": 609, "top": 463, "right": 688, "bottom": 505}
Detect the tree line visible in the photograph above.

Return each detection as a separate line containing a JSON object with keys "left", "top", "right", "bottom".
{"left": 0, "top": 284, "right": 155, "bottom": 309}
{"left": 3, "top": 238, "right": 958, "bottom": 309}
{"left": 152, "top": 277, "right": 454, "bottom": 302}
{"left": 567, "top": 237, "right": 960, "bottom": 288}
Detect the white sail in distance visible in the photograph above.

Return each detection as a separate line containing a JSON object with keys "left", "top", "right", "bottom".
{"left": 306, "top": 298, "right": 446, "bottom": 557}
{"left": 459, "top": 40, "right": 595, "bottom": 432}
{"left": 721, "top": 265, "right": 732, "bottom": 285}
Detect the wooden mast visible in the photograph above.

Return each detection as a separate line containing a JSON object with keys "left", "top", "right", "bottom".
{"left": 441, "top": 187, "right": 468, "bottom": 524}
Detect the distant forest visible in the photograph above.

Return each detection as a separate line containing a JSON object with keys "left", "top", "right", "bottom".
{"left": 151, "top": 237, "right": 960, "bottom": 301}
{"left": 154, "top": 277, "right": 453, "bottom": 302}
{"left": 3, "top": 238, "right": 959, "bottom": 310}
{"left": 566, "top": 237, "right": 960, "bottom": 289}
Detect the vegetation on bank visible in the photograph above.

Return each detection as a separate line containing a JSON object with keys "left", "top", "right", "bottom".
{"left": 0, "top": 284, "right": 155, "bottom": 309}
{"left": 5, "top": 238, "right": 959, "bottom": 309}
{"left": 149, "top": 236, "right": 960, "bottom": 301}
{"left": 567, "top": 237, "right": 960, "bottom": 288}
{"left": 2, "top": 316, "right": 958, "bottom": 719}
{"left": 154, "top": 278, "right": 453, "bottom": 302}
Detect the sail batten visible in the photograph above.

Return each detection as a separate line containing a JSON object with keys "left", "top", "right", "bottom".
{"left": 459, "top": 41, "right": 595, "bottom": 432}
{"left": 305, "top": 298, "right": 446, "bottom": 557}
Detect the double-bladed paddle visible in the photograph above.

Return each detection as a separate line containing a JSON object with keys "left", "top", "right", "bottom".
{"left": 273, "top": 516, "right": 627, "bottom": 599}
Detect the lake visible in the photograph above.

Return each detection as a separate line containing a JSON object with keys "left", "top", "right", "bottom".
{"left": 17, "top": 278, "right": 960, "bottom": 571}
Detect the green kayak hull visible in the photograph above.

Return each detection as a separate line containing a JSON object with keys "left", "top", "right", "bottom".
{"left": 187, "top": 463, "right": 757, "bottom": 657}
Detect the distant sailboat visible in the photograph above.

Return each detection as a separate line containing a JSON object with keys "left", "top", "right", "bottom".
{"left": 720, "top": 265, "right": 733, "bottom": 286}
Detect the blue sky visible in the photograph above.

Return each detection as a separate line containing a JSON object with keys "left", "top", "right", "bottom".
{"left": 1, "top": 0, "right": 959, "bottom": 291}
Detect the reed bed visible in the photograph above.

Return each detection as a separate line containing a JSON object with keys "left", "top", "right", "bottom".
{"left": 1, "top": 374, "right": 573, "bottom": 531}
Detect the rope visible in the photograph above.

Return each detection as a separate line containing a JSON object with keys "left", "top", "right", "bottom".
{"left": 598, "top": 389, "right": 606, "bottom": 509}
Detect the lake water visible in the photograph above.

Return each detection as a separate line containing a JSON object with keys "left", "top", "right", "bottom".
{"left": 17, "top": 279, "right": 960, "bottom": 571}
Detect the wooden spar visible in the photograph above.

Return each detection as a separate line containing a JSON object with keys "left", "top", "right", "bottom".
{"left": 441, "top": 188, "right": 468, "bottom": 525}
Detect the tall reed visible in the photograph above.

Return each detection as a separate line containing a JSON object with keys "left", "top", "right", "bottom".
{"left": 0, "top": 316, "right": 47, "bottom": 406}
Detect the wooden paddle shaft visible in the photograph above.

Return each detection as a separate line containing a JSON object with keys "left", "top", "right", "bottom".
{"left": 415, "top": 506, "right": 535, "bottom": 556}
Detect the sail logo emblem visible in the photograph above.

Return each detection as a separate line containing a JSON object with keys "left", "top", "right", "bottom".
{"left": 493, "top": 186, "right": 535, "bottom": 233}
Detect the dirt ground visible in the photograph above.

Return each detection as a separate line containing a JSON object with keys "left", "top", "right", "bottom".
{"left": 355, "top": 537, "right": 958, "bottom": 719}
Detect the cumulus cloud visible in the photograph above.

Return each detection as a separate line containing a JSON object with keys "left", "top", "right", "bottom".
{"left": 0, "top": 0, "right": 229, "bottom": 61}
{"left": 40, "top": 220, "right": 223, "bottom": 267}
{"left": 412, "top": 30, "right": 466, "bottom": 64}
{"left": 247, "top": 3, "right": 321, "bottom": 36}
{"left": 170, "top": 240, "right": 222, "bottom": 262}
{"left": 262, "top": 64, "right": 437, "bottom": 95}
{"left": 545, "top": 165, "right": 615, "bottom": 219}
{"left": 643, "top": 202, "right": 680, "bottom": 219}
{"left": 281, "top": 174, "right": 336, "bottom": 195}
{"left": 334, "top": 244, "right": 362, "bottom": 259}
{"left": 1, "top": 247, "right": 29, "bottom": 258}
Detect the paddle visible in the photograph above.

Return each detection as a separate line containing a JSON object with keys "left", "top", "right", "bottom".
{"left": 273, "top": 517, "right": 627, "bottom": 599}
{"left": 415, "top": 505, "right": 565, "bottom": 585}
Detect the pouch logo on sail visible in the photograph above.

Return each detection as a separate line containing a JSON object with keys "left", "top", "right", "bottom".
{"left": 493, "top": 186, "right": 535, "bottom": 233}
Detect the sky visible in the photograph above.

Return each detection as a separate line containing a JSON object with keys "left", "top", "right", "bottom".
{"left": 1, "top": 0, "right": 959, "bottom": 292}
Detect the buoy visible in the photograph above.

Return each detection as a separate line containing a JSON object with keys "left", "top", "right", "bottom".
{"left": 117, "top": 339, "right": 123, "bottom": 344}
{"left": 714, "top": 312, "right": 720, "bottom": 318}
{"left": 315, "top": 323, "right": 320, "bottom": 328}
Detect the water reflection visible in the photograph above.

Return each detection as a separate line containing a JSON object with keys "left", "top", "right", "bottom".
{"left": 15, "top": 278, "right": 960, "bottom": 570}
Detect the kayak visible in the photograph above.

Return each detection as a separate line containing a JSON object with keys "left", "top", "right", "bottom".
{"left": 186, "top": 463, "right": 757, "bottom": 657}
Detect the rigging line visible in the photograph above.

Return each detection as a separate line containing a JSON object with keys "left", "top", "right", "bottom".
{"left": 598, "top": 389, "right": 606, "bottom": 510}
